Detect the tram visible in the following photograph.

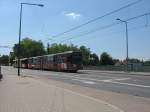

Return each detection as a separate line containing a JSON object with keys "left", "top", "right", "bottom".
{"left": 13, "top": 51, "right": 83, "bottom": 72}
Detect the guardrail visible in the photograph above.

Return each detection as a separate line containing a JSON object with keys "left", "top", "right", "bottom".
{"left": 83, "top": 65, "right": 150, "bottom": 72}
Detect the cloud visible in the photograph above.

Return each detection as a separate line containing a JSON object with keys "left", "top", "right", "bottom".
{"left": 64, "top": 12, "right": 81, "bottom": 20}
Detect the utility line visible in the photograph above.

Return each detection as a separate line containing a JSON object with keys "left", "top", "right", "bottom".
{"left": 52, "top": 0, "right": 142, "bottom": 38}
{"left": 0, "top": 45, "right": 12, "bottom": 49}
{"left": 59, "top": 12, "right": 150, "bottom": 43}
{"left": 60, "top": 22, "right": 119, "bottom": 43}
{"left": 126, "top": 12, "right": 150, "bottom": 21}
{"left": 75, "top": 24, "right": 150, "bottom": 45}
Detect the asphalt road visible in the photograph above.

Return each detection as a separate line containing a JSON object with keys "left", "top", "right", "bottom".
{"left": 2, "top": 66, "right": 150, "bottom": 98}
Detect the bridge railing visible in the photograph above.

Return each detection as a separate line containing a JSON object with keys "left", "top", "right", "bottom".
{"left": 83, "top": 65, "right": 150, "bottom": 72}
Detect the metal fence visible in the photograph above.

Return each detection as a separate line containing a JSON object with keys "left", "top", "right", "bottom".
{"left": 83, "top": 65, "right": 150, "bottom": 72}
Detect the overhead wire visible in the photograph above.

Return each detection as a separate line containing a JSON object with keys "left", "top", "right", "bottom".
{"left": 51, "top": 0, "right": 142, "bottom": 38}
{"left": 126, "top": 12, "right": 150, "bottom": 21}
{"left": 0, "top": 45, "right": 12, "bottom": 49}
{"left": 59, "top": 12, "right": 150, "bottom": 43}
{"left": 76, "top": 24, "right": 150, "bottom": 45}
{"left": 60, "top": 22, "right": 120, "bottom": 43}
{"left": 145, "top": 14, "right": 149, "bottom": 27}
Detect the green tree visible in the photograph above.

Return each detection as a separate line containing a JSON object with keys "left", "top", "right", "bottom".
{"left": 128, "top": 58, "right": 141, "bottom": 63}
{"left": 13, "top": 38, "right": 46, "bottom": 58}
{"left": 9, "top": 52, "right": 15, "bottom": 65}
{"left": 89, "top": 53, "right": 99, "bottom": 66}
{"left": 0, "top": 55, "right": 9, "bottom": 65}
{"left": 143, "top": 60, "right": 150, "bottom": 65}
{"left": 47, "top": 44, "right": 91, "bottom": 65}
{"left": 99, "top": 52, "right": 114, "bottom": 65}
{"left": 79, "top": 46, "right": 90, "bottom": 65}
{"left": 47, "top": 43, "right": 78, "bottom": 54}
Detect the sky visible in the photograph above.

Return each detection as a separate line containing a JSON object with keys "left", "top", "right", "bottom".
{"left": 0, "top": 0, "right": 150, "bottom": 60}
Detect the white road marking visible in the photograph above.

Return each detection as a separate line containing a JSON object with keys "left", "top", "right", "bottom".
{"left": 101, "top": 78, "right": 130, "bottom": 82}
{"left": 83, "top": 81, "right": 96, "bottom": 84}
{"left": 37, "top": 71, "right": 122, "bottom": 80}
{"left": 110, "top": 81, "right": 150, "bottom": 88}
{"left": 73, "top": 75, "right": 80, "bottom": 77}
{"left": 72, "top": 77, "right": 150, "bottom": 88}
{"left": 72, "top": 77, "right": 130, "bottom": 83}
{"left": 14, "top": 67, "right": 150, "bottom": 89}
{"left": 112, "top": 78, "right": 131, "bottom": 81}
{"left": 72, "top": 79, "right": 96, "bottom": 84}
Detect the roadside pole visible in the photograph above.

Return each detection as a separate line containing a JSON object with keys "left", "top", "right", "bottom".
{"left": 0, "top": 65, "right": 3, "bottom": 80}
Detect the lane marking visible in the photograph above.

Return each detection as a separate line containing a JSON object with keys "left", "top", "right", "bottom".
{"left": 72, "top": 77, "right": 130, "bottom": 83}
{"left": 21, "top": 68, "right": 122, "bottom": 79}
{"left": 73, "top": 75, "right": 80, "bottom": 77}
{"left": 72, "top": 79, "right": 96, "bottom": 84}
{"left": 101, "top": 78, "right": 130, "bottom": 82}
{"left": 112, "top": 78, "right": 131, "bottom": 81}
{"left": 9, "top": 67, "right": 150, "bottom": 89}
{"left": 110, "top": 81, "right": 150, "bottom": 88}
{"left": 72, "top": 77, "right": 150, "bottom": 88}
{"left": 83, "top": 81, "right": 96, "bottom": 84}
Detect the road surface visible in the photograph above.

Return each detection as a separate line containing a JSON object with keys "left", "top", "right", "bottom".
{"left": 2, "top": 66, "right": 150, "bottom": 98}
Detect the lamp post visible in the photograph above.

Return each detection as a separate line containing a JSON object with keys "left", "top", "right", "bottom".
{"left": 18, "top": 3, "right": 44, "bottom": 76}
{"left": 116, "top": 18, "right": 129, "bottom": 71}
{"left": 47, "top": 38, "right": 56, "bottom": 54}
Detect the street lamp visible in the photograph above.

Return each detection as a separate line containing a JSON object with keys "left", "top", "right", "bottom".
{"left": 116, "top": 18, "right": 129, "bottom": 71}
{"left": 47, "top": 38, "right": 56, "bottom": 54}
{"left": 18, "top": 3, "right": 44, "bottom": 76}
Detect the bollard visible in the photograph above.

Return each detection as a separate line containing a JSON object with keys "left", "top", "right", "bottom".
{"left": 0, "top": 66, "right": 3, "bottom": 80}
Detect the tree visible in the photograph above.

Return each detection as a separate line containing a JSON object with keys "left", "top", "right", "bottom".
{"left": 128, "top": 58, "right": 141, "bottom": 63}
{"left": 89, "top": 53, "right": 99, "bottom": 66}
{"left": 99, "top": 52, "right": 114, "bottom": 65}
{"left": 79, "top": 46, "right": 91, "bottom": 65}
{"left": 113, "top": 59, "right": 120, "bottom": 65}
{"left": 47, "top": 44, "right": 91, "bottom": 65}
{"left": 13, "top": 38, "right": 46, "bottom": 58}
{"left": 143, "top": 60, "right": 150, "bottom": 66}
{"left": 0, "top": 55, "right": 9, "bottom": 65}
{"left": 9, "top": 52, "right": 15, "bottom": 65}
{"left": 47, "top": 43, "right": 79, "bottom": 54}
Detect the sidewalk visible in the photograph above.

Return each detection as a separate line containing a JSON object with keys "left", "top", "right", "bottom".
{"left": 0, "top": 74, "right": 123, "bottom": 112}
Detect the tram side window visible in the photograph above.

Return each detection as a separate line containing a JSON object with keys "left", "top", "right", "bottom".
{"left": 28, "top": 59, "right": 33, "bottom": 64}
{"left": 54, "top": 56, "right": 58, "bottom": 63}
{"left": 67, "top": 55, "right": 72, "bottom": 62}
{"left": 43, "top": 56, "right": 47, "bottom": 64}
{"left": 48, "top": 56, "right": 53, "bottom": 62}
{"left": 71, "top": 53, "right": 82, "bottom": 64}
{"left": 33, "top": 58, "right": 38, "bottom": 65}
{"left": 57, "top": 55, "right": 63, "bottom": 63}
{"left": 61, "top": 56, "right": 66, "bottom": 63}
{"left": 53, "top": 55, "right": 62, "bottom": 63}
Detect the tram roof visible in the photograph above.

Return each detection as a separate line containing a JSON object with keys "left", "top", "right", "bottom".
{"left": 45, "top": 51, "right": 78, "bottom": 56}
{"left": 13, "top": 51, "right": 81, "bottom": 61}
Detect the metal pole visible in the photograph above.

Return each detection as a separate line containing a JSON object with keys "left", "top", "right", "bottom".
{"left": 18, "top": 3, "right": 22, "bottom": 76}
{"left": 116, "top": 18, "right": 129, "bottom": 71}
{"left": 0, "top": 64, "right": 3, "bottom": 80}
{"left": 47, "top": 43, "right": 50, "bottom": 54}
{"left": 125, "top": 22, "right": 129, "bottom": 71}
{"left": 17, "top": 3, "right": 43, "bottom": 76}
{"left": 0, "top": 66, "right": 1, "bottom": 74}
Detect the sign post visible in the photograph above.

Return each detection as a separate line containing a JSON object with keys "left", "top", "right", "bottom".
{"left": 0, "top": 66, "right": 3, "bottom": 80}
